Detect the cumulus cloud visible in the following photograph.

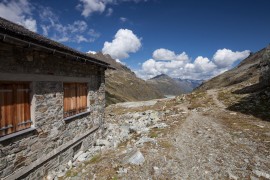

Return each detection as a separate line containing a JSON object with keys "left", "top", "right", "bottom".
{"left": 153, "top": 48, "right": 189, "bottom": 61}
{"left": 77, "top": 0, "right": 148, "bottom": 17}
{"left": 0, "top": 0, "right": 37, "bottom": 32}
{"left": 102, "top": 29, "right": 142, "bottom": 59}
{"left": 192, "top": 56, "right": 217, "bottom": 72}
{"left": 77, "top": 0, "right": 107, "bottom": 17}
{"left": 39, "top": 8, "right": 100, "bottom": 43}
{"left": 213, "top": 48, "right": 250, "bottom": 68}
{"left": 137, "top": 48, "right": 250, "bottom": 80}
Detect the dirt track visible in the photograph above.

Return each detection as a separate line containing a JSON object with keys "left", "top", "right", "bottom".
{"left": 62, "top": 90, "right": 270, "bottom": 180}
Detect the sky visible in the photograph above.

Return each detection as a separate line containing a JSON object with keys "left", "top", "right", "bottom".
{"left": 0, "top": 0, "right": 270, "bottom": 80}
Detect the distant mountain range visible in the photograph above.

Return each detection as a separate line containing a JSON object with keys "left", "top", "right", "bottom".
{"left": 87, "top": 52, "right": 204, "bottom": 105}
{"left": 174, "top": 78, "right": 204, "bottom": 93}
{"left": 147, "top": 74, "right": 184, "bottom": 96}
{"left": 147, "top": 74, "right": 203, "bottom": 96}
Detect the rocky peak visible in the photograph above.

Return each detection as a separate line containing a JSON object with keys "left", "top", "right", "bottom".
{"left": 150, "top": 74, "right": 171, "bottom": 80}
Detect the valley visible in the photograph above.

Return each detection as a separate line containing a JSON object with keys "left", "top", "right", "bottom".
{"left": 51, "top": 45, "right": 270, "bottom": 180}
{"left": 58, "top": 85, "right": 270, "bottom": 179}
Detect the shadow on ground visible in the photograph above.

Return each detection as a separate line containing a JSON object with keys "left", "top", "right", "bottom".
{"left": 227, "top": 84, "right": 270, "bottom": 122}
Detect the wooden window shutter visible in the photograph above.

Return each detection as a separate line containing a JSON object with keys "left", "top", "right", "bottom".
{"left": 0, "top": 84, "right": 14, "bottom": 136}
{"left": 15, "top": 84, "right": 31, "bottom": 131}
{"left": 64, "top": 83, "right": 77, "bottom": 117}
{"left": 64, "top": 83, "right": 87, "bottom": 118}
{"left": 76, "top": 83, "right": 87, "bottom": 113}
{"left": 0, "top": 83, "right": 31, "bottom": 136}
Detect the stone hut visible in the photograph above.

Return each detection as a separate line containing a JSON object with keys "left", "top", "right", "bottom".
{"left": 0, "top": 17, "right": 109, "bottom": 179}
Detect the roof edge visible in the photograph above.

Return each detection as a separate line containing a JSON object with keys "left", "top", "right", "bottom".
{"left": 0, "top": 33, "right": 109, "bottom": 68}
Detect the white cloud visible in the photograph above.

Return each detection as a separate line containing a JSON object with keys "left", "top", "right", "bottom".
{"left": 78, "top": 0, "right": 107, "bottom": 17}
{"left": 213, "top": 48, "right": 250, "bottom": 68}
{"left": 39, "top": 8, "right": 100, "bottom": 43}
{"left": 136, "top": 48, "right": 250, "bottom": 80}
{"left": 0, "top": 0, "right": 37, "bottom": 32}
{"left": 116, "top": 59, "right": 126, "bottom": 65}
{"left": 102, "top": 29, "right": 142, "bottom": 59}
{"left": 77, "top": 0, "right": 148, "bottom": 17}
{"left": 193, "top": 56, "right": 217, "bottom": 72}
{"left": 87, "top": 50, "right": 97, "bottom": 54}
{"left": 153, "top": 48, "right": 189, "bottom": 61}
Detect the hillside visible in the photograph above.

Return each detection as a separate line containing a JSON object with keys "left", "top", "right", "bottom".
{"left": 197, "top": 48, "right": 266, "bottom": 91}
{"left": 196, "top": 45, "right": 270, "bottom": 121}
{"left": 88, "top": 52, "right": 164, "bottom": 105}
{"left": 147, "top": 74, "right": 184, "bottom": 96}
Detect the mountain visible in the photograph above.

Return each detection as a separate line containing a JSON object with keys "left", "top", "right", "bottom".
{"left": 197, "top": 47, "right": 268, "bottom": 91}
{"left": 174, "top": 78, "right": 203, "bottom": 93}
{"left": 196, "top": 45, "right": 270, "bottom": 121}
{"left": 147, "top": 74, "right": 185, "bottom": 96}
{"left": 88, "top": 52, "right": 164, "bottom": 105}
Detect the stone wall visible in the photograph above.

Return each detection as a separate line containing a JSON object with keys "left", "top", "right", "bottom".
{"left": 0, "top": 42, "right": 106, "bottom": 179}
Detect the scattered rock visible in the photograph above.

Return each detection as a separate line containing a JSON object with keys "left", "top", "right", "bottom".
{"left": 151, "top": 123, "right": 168, "bottom": 129}
{"left": 73, "top": 151, "right": 84, "bottom": 161}
{"left": 153, "top": 166, "right": 161, "bottom": 175}
{"left": 252, "top": 170, "right": 270, "bottom": 179}
{"left": 77, "top": 152, "right": 90, "bottom": 162}
{"left": 135, "top": 137, "right": 157, "bottom": 147}
{"left": 256, "top": 124, "right": 264, "bottom": 128}
{"left": 56, "top": 172, "right": 65, "bottom": 178}
{"left": 67, "top": 160, "right": 73, "bottom": 169}
{"left": 117, "top": 167, "right": 128, "bottom": 175}
{"left": 95, "top": 139, "right": 110, "bottom": 147}
{"left": 228, "top": 171, "right": 238, "bottom": 180}
{"left": 122, "top": 148, "right": 145, "bottom": 165}
{"left": 46, "top": 173, "right": 55, "bottom": 180}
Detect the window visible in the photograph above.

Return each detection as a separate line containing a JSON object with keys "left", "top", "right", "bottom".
{"left": 0, "top": 82, "right": 31, "bottom": 136}
{"left": 63, "top": 83, "right": 88, "bottom": 118}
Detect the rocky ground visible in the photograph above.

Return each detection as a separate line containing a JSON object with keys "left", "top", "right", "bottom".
{"left": 55, "top": 88, "right": 270, "bottom": 180}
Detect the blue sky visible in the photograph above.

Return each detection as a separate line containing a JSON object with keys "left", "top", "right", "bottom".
{"left": 0, "top": 0, "right": 270, "bottom": 80}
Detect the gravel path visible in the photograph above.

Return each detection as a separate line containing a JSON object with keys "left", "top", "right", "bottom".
{"left": 62, "top": 90, "right": 270, "bottom": 180}
{"left": 207, "top": 89, "right": 226, "bottom": 109}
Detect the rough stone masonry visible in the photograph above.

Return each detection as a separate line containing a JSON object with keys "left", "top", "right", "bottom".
{"left": 0, "top": 36, "right": 107, "bottom": 179}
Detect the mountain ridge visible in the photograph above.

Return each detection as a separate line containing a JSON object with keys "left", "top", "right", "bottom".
{"left": 87, "top": 52, "right": 164, "bottom": 105}
{"left": 147, "top": 74, "right": 185, "bottom": 96}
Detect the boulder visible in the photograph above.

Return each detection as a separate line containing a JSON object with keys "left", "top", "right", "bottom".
{"left": 122, "top": 148, "right": 145, "bottom": 165}
{"left": 73, "top": 151, "right": 84, "bottom": 161}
